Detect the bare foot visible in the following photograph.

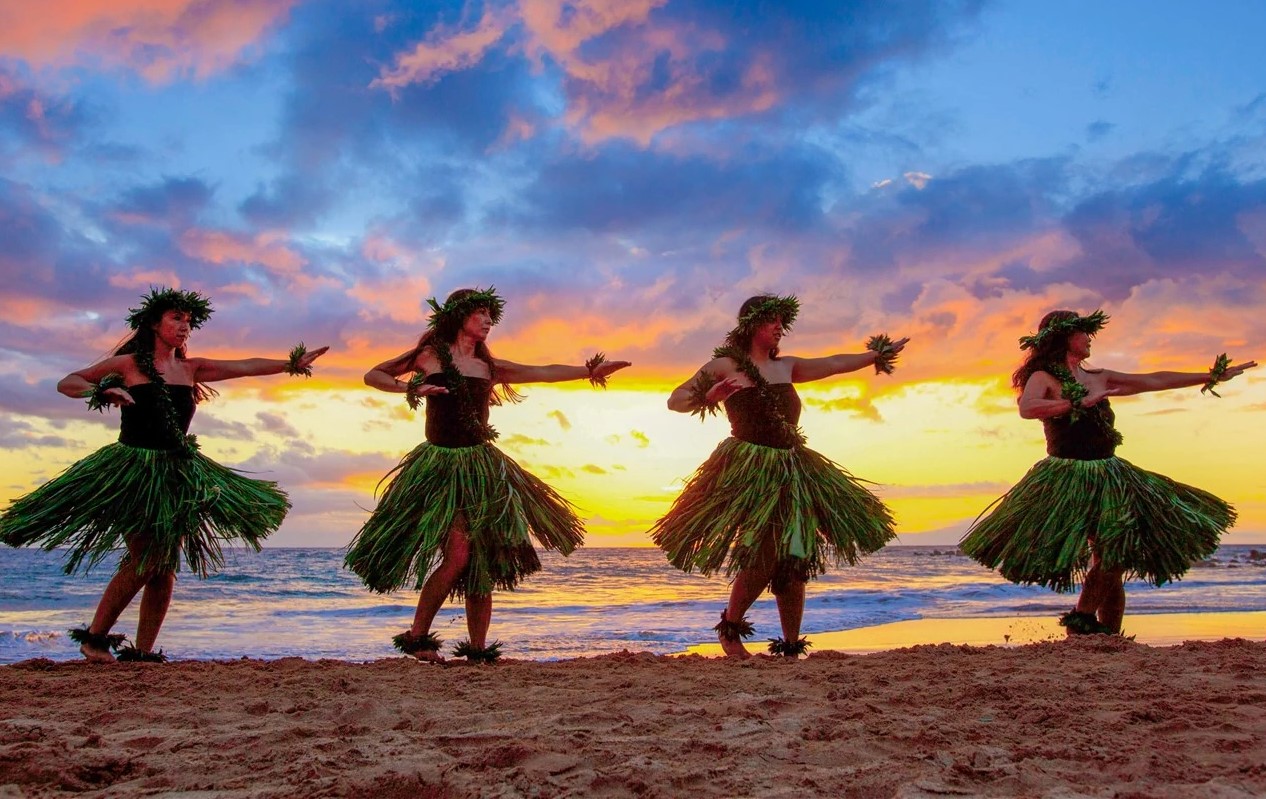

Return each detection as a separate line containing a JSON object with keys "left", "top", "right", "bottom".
{"left": 80, "top": 642, "right": 116, "bottom": 664}
{"left": 410, "top": 649, "right": 445, "bottom": 663}
{"left": 718, "top": 633, "right": 752, "bottom": 659}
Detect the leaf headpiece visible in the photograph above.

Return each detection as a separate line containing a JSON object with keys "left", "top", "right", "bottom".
{"left": 726, "top": 294, "right": 799, "bottom": 345}
{"left": 1018, "top": 309, "right": 1109, "bottom": 351}
{"left": 126, "top": 287, "right": 214, "bottom": 330}
{"left": 425, "top": 287, "right": 505, "bottom": 331}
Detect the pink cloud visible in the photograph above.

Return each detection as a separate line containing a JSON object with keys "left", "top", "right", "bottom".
{"left": 373, "top": 0, "right": 783, "bottom": 145}
{"left": 371, "top": 6, "right": 512, "bottom": 92}
{"left": 0, "top": 295, "right": 66, "bottom": 326}
{"left": 0, "top": 0, "right": 296, "bottom": 82}
{"left": 346, "top": 233, "right": 441, "bottom": 324}
{"left": 107, "top": 269, "right": 183, "bottom": 290}
{"left": 179, "top": 228, "right": 304, "bottom": 277}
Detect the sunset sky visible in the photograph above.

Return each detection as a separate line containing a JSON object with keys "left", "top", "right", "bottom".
{"left": 2, "top": 0, "right": 1264, "bottom": 548}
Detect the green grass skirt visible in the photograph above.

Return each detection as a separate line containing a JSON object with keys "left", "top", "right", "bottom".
{"left": 0, "top": 442, "right": 290, "bottom": 576}
{"left": 650, "top": 438, "right": 896, "bottom": 585}
{"left": 960, "top": 455, "right": 1235, "bottom": 592}
{"left": 344, "top": 443, "right": 584, "bottom": 596}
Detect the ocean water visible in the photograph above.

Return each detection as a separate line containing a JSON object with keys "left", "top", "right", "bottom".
{"left": 2, "top": 545, "right": 1264, "bottom": 664}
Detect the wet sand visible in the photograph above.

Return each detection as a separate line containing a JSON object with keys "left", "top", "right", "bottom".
{"left": 3, "top": 627, "right": 1265, "bottom": 797}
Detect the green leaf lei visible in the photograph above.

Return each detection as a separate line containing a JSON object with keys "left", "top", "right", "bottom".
{"left": 713, "top": 344, "right": 805, "bottom": 447}
{"left": 1048, "top": 364, "right": 1123, "bottom": 446}
{"left": 431, "top": 343, "right": 498, "bottom": 443}
{"left": 1201, "top": 353, "right": 1231, "bottom": 397}
{"left": 1049, "top": 365, "right": 1090, "bottom": 423}
{"left": 131, "top": 347, "right": 200, "bottom": 456}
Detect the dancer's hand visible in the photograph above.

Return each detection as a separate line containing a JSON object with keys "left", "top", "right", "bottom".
{"left": 1081, "top": 386, "right": 1120, "bottom": 407}
{"left": 591, "top": 359, "right": 632, "bottom": 381}
{"left": 706, "top": 377, "right": 744, "bottom": 404}
{"left": 1223, "top": 360, "right": 1258, "bottom": 381}
{"left": 408, "top": 382, "right": 448, "bottom": 397}
{"left": 295, "top": 345, "right": 330, "bottom": 371}
{"left": 103, "top": 387, "right": 135, "bottom": 407}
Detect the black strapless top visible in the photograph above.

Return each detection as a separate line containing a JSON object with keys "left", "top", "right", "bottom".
{"left": 423, "top": 373, "right": 493, "bottom": 447}
{"left": 723, "top": 384, "right": 802, "bottom": 449}
{"left": 118, "top": 384, "right": 195, "bottom": 450}
{"left": 1043, "top": 398, "right": 1119, "bottom": 460}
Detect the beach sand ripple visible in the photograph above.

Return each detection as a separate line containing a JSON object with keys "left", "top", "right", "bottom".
{"left": 3, "top": 639, "right": 1265, "bottom": 797}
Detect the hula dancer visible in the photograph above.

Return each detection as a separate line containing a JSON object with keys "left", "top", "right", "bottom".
{"left": 960, "top": 309, "right": 1256, "bottom": 635}
{"left": 652, "top": 294, "right": 908, "bottom": 658}
{"left": 346, "top": 287, "right": 629, "bottom": 663}
{"left": 0, "top": 287, "right": 328, "bottom": 662}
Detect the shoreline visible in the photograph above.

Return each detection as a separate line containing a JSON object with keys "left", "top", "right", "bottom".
{"left": 681, "top": 609, "right": 1266, "bottom": 657}
{"left": 4, "top": 609, "right": 1264, "bottom": 666}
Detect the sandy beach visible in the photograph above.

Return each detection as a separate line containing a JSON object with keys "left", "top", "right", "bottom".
{"left": 3, "top": 631, "right": 1266, "bottom": 798}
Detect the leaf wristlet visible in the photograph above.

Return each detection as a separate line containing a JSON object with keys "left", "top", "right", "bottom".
{"left": 866, "top": 333, "right": 900, "bottom": 375}
{"left": 687, "top": 371, "right": 722, "bottom": 421}
{"left": 1201, "top": 353, "right": 1231, "bottom": 398}
{"left": 585, "top": 352, "right": 610, "bottom": 389}
{"left": 86, "top": 373, "right": 127, "bottom": 412}
{"left": 404, "top": 373, "right": 428, "bottom": 411}
{"left": 285, "top": 342, "right": 313, "bottom": 377}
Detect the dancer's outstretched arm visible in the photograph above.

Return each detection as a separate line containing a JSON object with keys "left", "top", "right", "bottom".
{"left": 1104, "top": 359, "right": 1256, "bottom": 396}
{"left": 495, "top": 357, "right": 630, "bottom": 385}
{"left": 789, "top": 336, "right": 910, "bottom": 383}
{"left": 190, "top": 346, "right": 329, "bottom": 383}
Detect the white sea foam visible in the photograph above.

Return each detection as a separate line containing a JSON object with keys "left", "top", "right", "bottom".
{"left": 2, "top": 545, "right": 1264, "bottom": 663}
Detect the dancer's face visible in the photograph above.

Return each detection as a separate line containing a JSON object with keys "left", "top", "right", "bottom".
{"left": 1067, "top": 330, "right": 1091, "bottom": 360}
{"left": 462, "top": 307, "right": 494, "bottom": 342}
{"left": 752, "top": 317, "right": 784, "bottom": 350}
{"left": 152, "top": 310, "right": 192, "bottom": 350}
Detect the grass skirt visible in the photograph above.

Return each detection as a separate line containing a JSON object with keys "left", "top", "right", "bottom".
{"left": 0, "top": 443, "right": 290, "bottom": 576}
{"left": 344, "top": 443, "right": 584, "bottom": 597}
{"left": 650, "top": 438, "right": 896, "bottom": 586}
{"left": 960, "top": 455, "right": 1235, "bottom": 591}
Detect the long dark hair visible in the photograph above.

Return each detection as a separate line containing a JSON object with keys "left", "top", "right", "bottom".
{"left": 724, "top": 295, "right": 784, "bottom": 360}
{"left": 385, "top": 288, "right": 519, "bottom": 405}
{"left": 1012, "top": 309, "right": 1078, "bottom": 392}
{"left": 115, "top": 325, "right": 215, "bottom": 403}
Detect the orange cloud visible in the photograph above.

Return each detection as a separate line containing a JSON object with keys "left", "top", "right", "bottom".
{"left": 494, "top": 308, "right": 684, "bottom": 366}
{"left": 0, "top": 0, "right": 295, "bottom": 82}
